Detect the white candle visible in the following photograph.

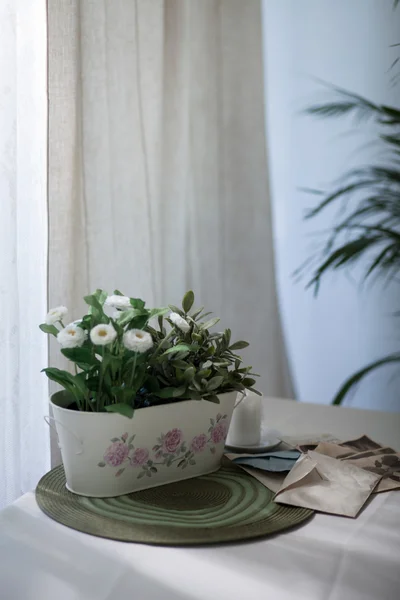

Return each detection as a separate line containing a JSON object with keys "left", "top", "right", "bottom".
{"left": 226, "top": 391, "right": 261, "bottom": 447}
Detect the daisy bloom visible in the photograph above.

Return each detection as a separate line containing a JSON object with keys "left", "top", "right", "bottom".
{"left": 90, "top": 324, "right": 117, "bottom": 346}
{"left": 123, "top": 329, "right": 153, "bottom": 353}
{"left": 105, "top": 295, "right": 131, "bottom": 310}
{"left": 57, "top": 324, "right": 87, "bottom": 349}
{"left": 46, "top": 306, "right": 68, "bottom": 325}
{"left": 169, "top": 312, "right": 190, "bottom": 333}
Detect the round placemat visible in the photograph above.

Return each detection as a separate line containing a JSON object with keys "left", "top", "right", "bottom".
{"left": 36, "top": 462, "right": 313, "bottom": 546}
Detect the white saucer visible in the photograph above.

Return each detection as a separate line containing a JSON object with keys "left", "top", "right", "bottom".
{"left": 225, "top": 429, "right": 281, "bottom": 454}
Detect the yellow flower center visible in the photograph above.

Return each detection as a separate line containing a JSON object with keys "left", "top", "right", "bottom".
{"left": 68, "top": 330, "right": 76, "bottom": 336}
{"left": 135, "top": 333, "right": 144, "bottom": 339}
{"left": 98, "top": 329, "right": 108, "bottom": 337}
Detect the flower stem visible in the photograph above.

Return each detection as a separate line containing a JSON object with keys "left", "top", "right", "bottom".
{"left": 97, "top": 347, "right": 105, "bottom": 411}
{"left": 128, "top": 353, "right": 138, "bottom": 401}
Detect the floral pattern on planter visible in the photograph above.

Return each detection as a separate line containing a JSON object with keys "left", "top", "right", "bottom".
{"left": 97, "top": 413, "right": 229, "bottom": 478}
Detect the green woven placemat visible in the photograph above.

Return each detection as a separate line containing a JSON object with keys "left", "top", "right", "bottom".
{"left": 35, "top": 462, "right": 313, "bottom": 546}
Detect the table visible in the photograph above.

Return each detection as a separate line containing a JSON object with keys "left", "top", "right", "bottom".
{"left": 1, "top": 398, "right": 399, "bottom": 600}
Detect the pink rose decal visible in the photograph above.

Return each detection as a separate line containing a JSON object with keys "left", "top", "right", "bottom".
{"left": 210, "top": 420, "right": 228, "bottom": 444}
{"left": 162, "top": 428, "right": 183, "bottom": 453}
{"left": 130, "top": 447, "right": 149, "bottom": 467}
{"left": 121, "top": 432, "right": 128, "bottom": 442}
{"left": 191, "top": 433, "right": 207, "bottom": 453}
{"left": 155, "top": 450, "right": 163, "bottom": 459}
{"left": 104, "top": 441, "right": 129, "bottom": 467}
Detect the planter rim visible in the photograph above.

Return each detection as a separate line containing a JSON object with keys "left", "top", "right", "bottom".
{"left": 50, "top": 389, "right": 238, "bottom": 417}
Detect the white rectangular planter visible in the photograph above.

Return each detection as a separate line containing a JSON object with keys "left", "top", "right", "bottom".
{"left": 50, "top": 390, "right": 237, "bottom": 497}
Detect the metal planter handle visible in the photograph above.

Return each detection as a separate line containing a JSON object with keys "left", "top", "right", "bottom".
{"left": 44, "top": 415, "right": 83, "bottom": 455}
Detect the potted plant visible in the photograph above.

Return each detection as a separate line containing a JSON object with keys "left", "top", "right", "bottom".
{"left": 41, "top": 290, "right": 259, "bottom": 497}
{"left": 300, "top": 20, "right": 400, "bottom": 405}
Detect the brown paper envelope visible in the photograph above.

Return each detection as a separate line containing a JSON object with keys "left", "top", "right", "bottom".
{"left": 274, "top": 451, "right": 381, "bottom": 517}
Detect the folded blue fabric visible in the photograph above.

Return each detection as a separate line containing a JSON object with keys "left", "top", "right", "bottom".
{"left": 232, "top": 450, "right": 300, "bottom": 473}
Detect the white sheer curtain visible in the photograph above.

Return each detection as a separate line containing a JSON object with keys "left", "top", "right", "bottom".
{"left": 0, "top": 0, "right": 50, "bottom": 507}
{"left": 48, "top": 0, "right": 293, "bottom": 400}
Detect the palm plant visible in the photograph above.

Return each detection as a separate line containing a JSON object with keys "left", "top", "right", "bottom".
{"left": 302, "top": 19, "right": 400, "bottom": 405}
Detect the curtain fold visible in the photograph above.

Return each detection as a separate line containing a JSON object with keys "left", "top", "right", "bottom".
{"left": 0, "top": 0, "right": 50, "bottom": 507}
{"left": 48, "top": 0, "right": 292, "bottom": 405}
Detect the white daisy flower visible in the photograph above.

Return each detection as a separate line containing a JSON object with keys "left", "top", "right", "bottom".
{"left": 105, "top": 295, "right": 131, "bottom": 310}
{"left": 169, "top": 312, "right": 190, "bottom": 333}
{"left": 57, "top": 324, "right": 87, "bottom": 349}
{"left": 123, "top": 329, "right": 153, "bottom": 353}
{"left": 90, "top": 324, "right": 117, "bottom": 346}
{"left": 46, "top": 305, "right": 68, "bottom": 325}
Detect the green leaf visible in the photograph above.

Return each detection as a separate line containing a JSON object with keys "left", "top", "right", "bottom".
{"left": 200, "top": 317, "right": 220, "bottom": 330}
{"left": 182, "top": 290, "right": 195, "bottom": 313}
{"left": 183, "top": 366, "right": 195, "bottom": 382}
{"left": 137, "top": 471, "right": 146, "bottom": 479}
{"left": 130, "top": 298, "right": 146, "bottom": 310}
{"left": 42, "top": 367, "right": 86, "bottom": 407}
{"left": 117, "top": 308, "right": 148, "bottom": 326}
{"left": 191, "top": 333, "right": 202, "bottom": 343}
{"left": 113, "top": 289, "right": 124, "bottom": 296}
{"left": 105, "top": 403, "right": 134, "bottom": 418}
{"left": 129, "top": 315, "right": 150, "bottom": 330}
{"left": 333, "top": 353, "right": 400, "bottom": 405}
{"left": 171, "top": 359, "right": 190, "bottom": 369}
{"left": 205, "top": 394, "right": 220, "bottom": 404}
{"left": 93, "top": 289, "right": 108, "bottom": 306}
{"left": 186, "top": 389, "right": 203, "bottom": 400}
{"left": 61, "top": 347, "right": 100, "bottom": 367}
{"left": 168, "top": 305, "right": 184, "bottom": 316}
{"left": 84, "top": 294, "right": 103, "bottom": 313}
{"left": 229, "top": 341, "right": 249, "bottom": 351}
{"left": 154, "top": 387, "right": 187, "bottom": 398}
{"left": 42, "top": 367, "right": 77, "bottom": 386}
{"left": 247, "top": 387, "right": 262, "bottom": 396}
{"left": 242, "top": 377, "right": 256, "bottom": 387}
{"left": 161, "top": 344, "right": 197, "bottom": 357}
{"left": 39, "top": 323, "right": 59, "bottom": 337}
{"left": 207, "top": 376, "right": 224, "bottom": 391}
{"left": 149, "top": 307, "right": 169, "bottom": 318}
{"left": 97, "top": 462, "right": 106, "bottom": 467}
{"left": 78, "top": 315, "right": 92, "bottom": 331}
{"left": 190, "top": 306, "right": 204, "bottom": 320}
{"left": 197, "top": 368, "right": 211, "bottom": 378}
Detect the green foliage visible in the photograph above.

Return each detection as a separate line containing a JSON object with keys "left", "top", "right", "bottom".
{"left": 147, "top": 293, "right": 260, "bottom": 404}
{"left": 303, "top": 61, "right": 400, "bottom": 403}
{"left": 182, "top": 290, "right": 195, "bottom": 313}
{"left": 301, "top": 94, "right": 400, "bottom": 293}
{"left": 40, "top": 290, "right": 257, "bottom": 415}
{"left": 39, "top": 323, "right": 59, "bottom": 337}
{"left": 332, "top": 353, "right": 400, "bottom": 405}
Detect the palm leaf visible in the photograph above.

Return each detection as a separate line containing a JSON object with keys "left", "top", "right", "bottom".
{"left": 333, "top": 354, "right": 400, "bottom": 405}
{"left": 304, "top": 85, "right": 400, "bottom": 126}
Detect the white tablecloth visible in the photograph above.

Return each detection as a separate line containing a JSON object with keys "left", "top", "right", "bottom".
{"left": 1, "top": 398, "right": 400, "bottom": 600}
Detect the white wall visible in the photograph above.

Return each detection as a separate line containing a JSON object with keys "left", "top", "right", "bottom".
{"left": 262, "top": 0, "right": 400, "bottom": 411}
